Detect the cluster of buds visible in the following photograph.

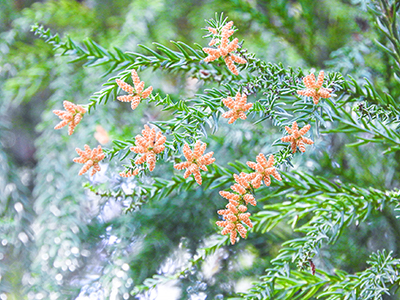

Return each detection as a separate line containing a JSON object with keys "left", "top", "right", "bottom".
{"left": 129, "top": 125, "right": 167, "bottom": 173}
{"left": 203, "top": 21, "right": 247, "bottom": 75}
{"left": 297, "top": 70, "right": 332, "bottom": 105}
{"left": 53, "top": 100, "right": 86, "bottom": 135}
{"left": 119, "top": 138, "right": 216, "bottom": 182}
{"left": 119, "top": 125, "right": 166, "bottom": 177}
{"left": 119, "top": 168, "right": 139, "bottom": 178}
{"left": 116, "top": 69, "right": 153, "bottom": 110}
{"left": 216, "top": 121, "right": 314, "bottom": 245}
{"left": 53, "top": 101, "right": 106, "bottom": 177}
{"left": 174, "top": 141, "right": 216, "bottom": 185}
{"left": 246, "top": 153, "right": 282, "bottom": 188}
{"left": 216, "top": 154, "right": 282, "bottom": 245}
{"left": 281, "top": 121, "right": 313, "bottom": 153}
{"left": 51, "top": 68, "right": 155, "bottom": 177}
{"left": 73, "top": 145, "right": 105, "bottom": 176}
{"left": 221, "top": 91, "right": 253, "bottom": 124}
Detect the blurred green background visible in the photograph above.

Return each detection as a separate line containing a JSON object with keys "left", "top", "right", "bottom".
{"left": 1, "top": 0, "right": 399, "bottom": 299}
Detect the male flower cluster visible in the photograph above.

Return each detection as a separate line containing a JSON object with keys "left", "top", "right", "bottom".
{"left": 246, "top": 154, "right": 282, "bottom": 188}
{"left": 73, "top": 145, "right": 105, "bottom": 176}
{"left": 116, "top": 69, "right": 153, "bottom": 110}
{"left": 53, "top": 101, "right": 107, "bottom": 175}
{"left": 130, "top": 125, "right": 166, "bottom": 172}
{"left": 297, "top": 70, "right": 332, "bottom": 105}
{"left": 281, "top": 121, "right": 314, "bottom": 153}
{"left": 216, "top": 154, "right": 281, "bottom": 245}
{"left": 203, "top": 21, "right": 247, "bottom": 75}
{"left": 222, "top": 92, "right": 253, "bottom": 124}
{"left": 53, "top": 100, "right": 86, "bottom": 135}
{"left": 119, "top": 168, "right": 139, "bottom": 178}
{"left": 174, "top": 141, "right": 215, "bottom": 185}
{"left": 61, "top": 69, "right": 154, "bottom": 176}
{"left": 216, "top": 173, "right": 255, "bottom": 245}
{"left": 217, "top": 121, "right": 315, "bottom": 244}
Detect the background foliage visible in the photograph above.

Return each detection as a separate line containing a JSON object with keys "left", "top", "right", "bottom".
{"left": 1, "top": 0, "right": 400, "bottom": 299}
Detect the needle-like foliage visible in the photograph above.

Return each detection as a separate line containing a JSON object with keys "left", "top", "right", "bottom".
{"left": 2, "top": 0, "right": 400, "bottom": 299}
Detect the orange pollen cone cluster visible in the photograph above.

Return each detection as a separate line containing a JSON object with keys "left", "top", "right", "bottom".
{"left": 116, "top": 69, "right": 153, "bottom": 110}
{"left": 216, "top": 153, "right": 282, "bottom": 244}
{"left": 216, "top": 153, "right": 281, "bottom": 245}
{"left": 130, "top": 125, "right": 166, "bottom": 172}
{"left": 246, "top": 154, "right": 282, "bottom": 188}
{"left": 216, "top": 171, "right": 261, "bottom": 245}
{"left": 119, "top": 168, "right": 139, "bottom": 178}
{"left": 297, "top": 70, "right": 333, "bottom": 105}
{"left": 203, "top": 21, "right": 247, "bottom": 75}
{"left": 222, "top": 92, "right": 253, "bottom": 124}
{"left": 281, "top": 121, "right": 314, "bottom": 153}
{"left": 53, "top": 100, "right": 86, "bottom": 135}
{"left": 73, "top": 145, "right": 105, "bottom": 176}
{"left": 174, "top": 141, "right": 216, "bottom": 185}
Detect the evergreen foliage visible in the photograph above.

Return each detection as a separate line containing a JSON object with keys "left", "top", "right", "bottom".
{"left": 1, "top": 0, "right": 400, "bottom": 299}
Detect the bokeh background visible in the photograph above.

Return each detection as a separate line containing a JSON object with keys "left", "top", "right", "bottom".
{"left": 1, "top": 0, "right": 399, "bottom": 299}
